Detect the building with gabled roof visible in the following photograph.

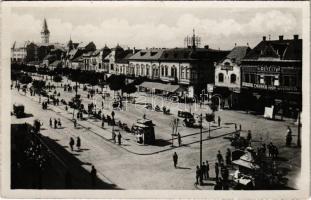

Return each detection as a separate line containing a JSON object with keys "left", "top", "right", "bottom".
{"left": 240, "top": 35, "right": 302, "bottom": 116}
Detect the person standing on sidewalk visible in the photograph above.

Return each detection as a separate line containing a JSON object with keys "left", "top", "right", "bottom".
{"left": 91, "top": 165, "right": 97, "bottom": 188}
{"left": 217, "top": 150, "right": 224, "bottom": 164}
{"left": 195, "top": 165, "right": 200, "bottom": 185}
{"left": 218, "top": 116, "right": 221, "bottom": 127}
{"left": 58, "top": 118, "right": 62, "bottom": 128}
{"left": 73, "top": 119, "right": 77, "bottom": 128}
{"left": 76, "top": 137, "right": 81, "bottom": 150}
{"left": 173, "top": 152, "right": 178, "bottom": 168}
{"left": 54, "top": 119, "right": 57, "bottom": 129}
{"left": 49, "top": 118, "right": 52, "bottom": 127}
{"left": 215, "top": 162, "right": 219, "bottom": 181}
{"left": 202, "top": 162, "right": 207, "bottom": 180}
{"left": 102, "top": 119, "right": 105, "bottom": 128}
{"left": 69, "top": 137, "right": 74, "bottom": 151}
{"left": 117, "top": 132, "right": 122, "bottom": 145}
{"left": 206, "top": 160, "right": 210, "bottom": 179}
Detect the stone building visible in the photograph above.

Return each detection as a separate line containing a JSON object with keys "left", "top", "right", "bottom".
{"left": 240, "top": 35, "right": 302, "bottom": 116}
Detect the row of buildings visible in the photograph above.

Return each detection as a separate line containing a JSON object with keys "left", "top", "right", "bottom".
{"left": 11, "top": 18, "right": 302, "bottom": 116}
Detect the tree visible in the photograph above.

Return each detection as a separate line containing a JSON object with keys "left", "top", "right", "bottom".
{"left": 107, "top": 74, "right": 126, "bottom": 97}
{"left": 122, "top": 83, "right": 137, "bottom": 97}
{"left": 19, "top": 74, "right": 33, "bottom": 85}
{"left": 53, "top": 75, "right": 62, "bottom": 87}
{"left": 11, "top": 71, "right": 22, "bottom": 84}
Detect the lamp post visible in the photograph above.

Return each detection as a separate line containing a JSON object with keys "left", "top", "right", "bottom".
{"left": 199, "top": 113, "right": 203, "bottom": 185}
{"left": 297, "top": 109, "right": 301, "bottom": 148}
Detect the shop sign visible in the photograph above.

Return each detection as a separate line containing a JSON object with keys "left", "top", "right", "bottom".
{"left": 257, "top": 65, "right": 281, "bottom": 73}
{"left": 242, "top": 82, "right": 253, "bottom": 87}
{"left": 242, "top": 82, "right": 298, "bottom": 92}
{"left": 221, "top": 65, "right": 233, "bottom": 71}
{"left": 207, "top": 84, "right": 214, "bottom": 93}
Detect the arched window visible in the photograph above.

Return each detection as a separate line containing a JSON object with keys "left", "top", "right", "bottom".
{"left": 165, "top": 66, "right": 168, "bottom": 76}
{"left": 141, "top": 65, "right": 145, "bottom": 76}
{"left": 146, "top": 65, "right": 150, "bottom": 76}
{"left": 136, "top": 65, "right": 140, "bottom": 76}
{"left": 186, "top": 68, "right": 190, "bottom": 79}
{"left": 218, "top": 73, "right": 224, "bottom": 82}
{"left": 161, "top": 65, "right": 164, "bottom": 76}
{"left": 230, "top": 74, "right": 237, "bottom": 83}
{"left": 171, "top": 66, "right": 177, "bottom": 77}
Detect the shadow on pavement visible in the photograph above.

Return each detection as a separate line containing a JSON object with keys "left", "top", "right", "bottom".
{"left": 11, "top": 123, "right": 118, "bottom": 189}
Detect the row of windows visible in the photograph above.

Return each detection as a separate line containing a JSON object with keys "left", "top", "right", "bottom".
{"left": 218, "top": 73, "right": 237, "bottom": 84}
{"left": 243, "top": 74, "right": 297, "bottom": 87}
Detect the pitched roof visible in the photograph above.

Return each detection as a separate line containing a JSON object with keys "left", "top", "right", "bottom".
{"left": 226, "top": 46, "right": 251, "bottom": 64}
{"left": 12, "top": 41, "right": 32, "bottom": 49}
{"left": 128, "top": 48, "right": 165, "bottom": 60}
{"left": 243, "top": 38, "right": 302, "bottom": 61}
{"left": 115, "top": 52, "right": 134, "bottom": 64}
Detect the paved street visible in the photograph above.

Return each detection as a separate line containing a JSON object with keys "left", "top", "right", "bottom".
{"left": 11, "top": 77, "right": 301, "bottom": 189}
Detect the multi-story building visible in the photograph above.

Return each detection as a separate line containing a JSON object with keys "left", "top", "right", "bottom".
{"left": 214, "top": 46, "right": 251, "bottom": 108}
{"left": 240, "top": 35, "right": 302, "bottom": 116}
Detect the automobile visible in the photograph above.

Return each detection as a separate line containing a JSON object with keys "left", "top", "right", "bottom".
{"left": 178, "top": 110, "right": 193, "bottom": 118}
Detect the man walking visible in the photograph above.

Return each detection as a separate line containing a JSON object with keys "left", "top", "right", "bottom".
{"left": 173, "top": 152, "right": 178, "bottom": 168}
{"left": 117, "top": 132, "right": 122, "bottom": 145}
{"left": 54, "top": 119, "right": 57, "bottom": 129}
{"left": 91, "top": 165, "right": 97, "bottom": 188}
{"left": 69, "top": 137, "right": 74, "bottom": 151}
{"left": 76, "top": 136, "right": 81, "bottom": 150}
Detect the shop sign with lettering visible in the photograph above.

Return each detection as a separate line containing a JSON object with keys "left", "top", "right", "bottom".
{"left": 257, "top": 65, "right": 281, "bottom": 73}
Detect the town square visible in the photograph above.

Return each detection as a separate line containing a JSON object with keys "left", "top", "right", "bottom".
{"left": 3, "top": 2, "right": 309, "bottom": 193}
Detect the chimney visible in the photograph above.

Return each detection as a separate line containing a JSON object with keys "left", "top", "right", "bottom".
{"left": 204, "top": 45, "right": 209, "bottom": 49}
{"left": 294, "top": 34, "right": 299, "bottom": 40}
{"left": 279, "top": 35, "right": 284, "bottom": 41}
{"left": 234, "top": 43, "right": 237, "bottom": 47}
{"left": 263, "top": 36, "right": 266, "bottom": 41}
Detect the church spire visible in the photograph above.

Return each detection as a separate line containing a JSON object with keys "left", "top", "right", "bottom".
{"left": 41, "top": 18, "right": 50, "bottom": 44}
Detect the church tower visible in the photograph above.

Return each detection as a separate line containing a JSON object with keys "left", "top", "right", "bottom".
{"left": 41, "top": 18, "right": 50, "bottom": 44}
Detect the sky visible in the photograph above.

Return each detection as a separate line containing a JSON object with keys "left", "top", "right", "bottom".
{"left": 10, "top": 3, "right": 303, "bottom": 50}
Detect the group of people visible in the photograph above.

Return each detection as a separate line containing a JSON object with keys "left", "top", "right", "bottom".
{"left": 112, "top": 131, "right": 122, "bottom": 145}
{"left": 69, "top": 136, "right": 81, "bottom": 151}
{"left": 50, "top": 118, "right": 62, "bottom": 129}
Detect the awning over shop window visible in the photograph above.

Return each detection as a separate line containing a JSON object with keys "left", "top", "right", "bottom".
{"left": 139, "top": 81, "right": 185, "bottom": 93}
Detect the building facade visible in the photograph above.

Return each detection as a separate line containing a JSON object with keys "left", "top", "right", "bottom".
{"left": 214, "top": 46, "right": 251, "bottom": 108}
{"left": 240, "top": 35, "right": 302, "bottom": 116}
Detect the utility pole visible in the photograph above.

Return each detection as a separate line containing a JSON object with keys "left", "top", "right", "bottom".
{"left": 297, "top": 110, "right": 301, "bottom": 148}
{"left": 199, "top": 113, "right": 203, "bottom": 185}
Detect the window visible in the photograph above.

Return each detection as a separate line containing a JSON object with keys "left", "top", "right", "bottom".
{"left": 161, "top": 66, "right": 164, "bottom": 76}
{"left": 146, "top": 67, "right": 150, "bottom": 76}
{"left": 181, "top": 67, "right": 185, "bottom": 79}
{"left": 136, "top": 65, "right": 140, "bottom": 76}
{"left": 165, "top": 66, "right": 168, "bottom": 76}
{"left": 230, "top": 74, "right": 237, "bottom": 83}
{"left": 218, "top": 73, "right": 224, "bottom": 82}
{"left": 186, "top": 69, "right": 190, "bottom": 80}
{"left": 171, "top": 67, "right": 177, "bottom": 77}
{"left": 264, "top": 76, "right": 274, "bottom": 86}
{"left": 99, "top": 63, "right": 102, "bottom": 69}
{"left": 110, "top": 64, "right": 114, "bottom": 70}
{"left": 250, "top": 74, "right": 255, "bottom": 83}
{"left": 141, "top": 65, "right": 144, "bottom": 76}
{"left": 256, "top": 75, "right": 261, "bottom": 84}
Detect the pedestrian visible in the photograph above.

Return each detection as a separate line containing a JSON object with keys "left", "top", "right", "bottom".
{"left": 69, "top": 137, "right": 74, "bottom": 151}
{"left": 173, "top": 152, "right": 178, "bottom": 168}
{"left": 217, "top": 150, "right": 223, "bottom": 164}
{"left": 235, "top": 123, "right": 237, "bottom": 131}
{"left": 117, "top": 132, "right": 122, "bottom": 145}
{"left": 218, "top": 116, "right": 221, "bottom": 127}
{"left": 54, "top": 119, "right": 57, "bottom": 129}
{"left": 202, "top": 162, "right": 207, "bottom": 180}
{"left": 195, "top": 165, "right": 200, "bottom": 185}
{"left": 225, "top": 148, "right": 231, "bottom": 166}
{"left": 177, "top": 132, "right": 182, "bottom": 147}
{"left": 73, "top": 119, "right": 77, "bottom": 128}
{"left": 111, "top": 111, "right": 115, "bottom": 119}
{"left": 91, "top": 165, "right": 97, "bottom": 188}
{"left": 206, "top": 160, "right": 210, "bottom": 179}
{"left": 273, "top": 145, "right": 279, "bottom": 159}
{"left": 239, "top": 124, "right": 242, "bottom": 131}
{"left": 76, "top": 136, "right": 81, "bottom": 150}
{"left": 286, "top": 126, "right": 292, "bottom": 146}
{"left": 268, "top": 142, "right": 273, "bottom": 157}
{"left": 49, "top": 118, "right": 52, "bottom": 127}
{"left": 215, "top": 162, "right": 219, "bottom": 180}
{"left": 101, "top": 120, "right": 105, "bottom": 128}
{"left": 58, "top": 118, "right": 62, "bottom": 127}
{"left": 65, "top": 105, "right": 68, "bottom": 111}
{"left": 112, "top": 131, "right": 116, "bottom": 143}
{"left": 247, "top": 130, "right": 252, "bottom": 142}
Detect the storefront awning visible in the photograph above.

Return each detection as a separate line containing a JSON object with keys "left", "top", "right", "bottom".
{"left": 139, "top": 81, "right": 185, "bottom": 93}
